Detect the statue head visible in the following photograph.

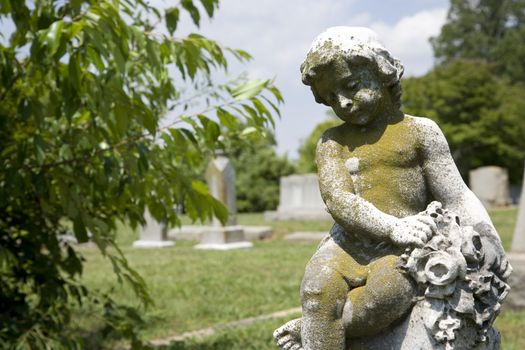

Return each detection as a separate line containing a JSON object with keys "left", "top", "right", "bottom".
{"left": 301, "top": 27, "right": 404, "bottom": 125}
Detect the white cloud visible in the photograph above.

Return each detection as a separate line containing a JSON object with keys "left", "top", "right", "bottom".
{"left": 370, "top": 8, "right": 448, "bottom": 76}
{"left": 179, "top": 2, "right": 449, "bottom": 156}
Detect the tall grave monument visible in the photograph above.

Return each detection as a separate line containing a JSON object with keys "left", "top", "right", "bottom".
{"left": 195, "top": 151, "right": 252, "bottom": 250}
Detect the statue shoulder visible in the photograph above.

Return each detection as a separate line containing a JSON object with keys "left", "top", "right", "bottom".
{"left": 404, "top": 114, "right": 441, "bottom": 134}
{"left": 317, "top": 124, "right": 346, "bottom": 154}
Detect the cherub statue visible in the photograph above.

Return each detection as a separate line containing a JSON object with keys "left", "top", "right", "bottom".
{"left": 274, "top": 27, "right": 511, "bottom": 350}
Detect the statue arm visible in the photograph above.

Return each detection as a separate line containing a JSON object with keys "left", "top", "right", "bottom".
{"left": 418, "top": 118, "right": 496, "bottom": 234}
{"left": 316, "top": 135, "right": 429, "bottom": 246}
{"left": 418, "top": 118, "right": 511, "bottom": 277}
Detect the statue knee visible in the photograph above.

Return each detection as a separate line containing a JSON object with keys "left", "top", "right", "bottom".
{"left": 301, "top": 265, "right": 347, "bottom": 316}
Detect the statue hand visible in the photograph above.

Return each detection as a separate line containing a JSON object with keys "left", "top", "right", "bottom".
{"left": 473, "top": 222, "right": 512, "bottom": 280}
{"left": 390, "top": 214, "right": 436, "bottom": 247}
{"left": 480, "top": 234, "right": 512, "bottom": 280}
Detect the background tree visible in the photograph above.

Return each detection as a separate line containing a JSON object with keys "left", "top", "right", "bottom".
{"left": 296, "top": 114, "right": 341, "bottom": 174}
{"left": 431, "top": 0, "right": 525, "bottom": 82}
{"left": 226, "top": 130, "right": 295, "bottom": 213}
{"left": 402, "top": 60, "right": 525, "bottom": 183}
{"left": 0, "top": 0, "right": 281, "bottom": 348}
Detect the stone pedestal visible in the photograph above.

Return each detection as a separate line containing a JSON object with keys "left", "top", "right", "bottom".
{"left": 169, "top": 225, "right": 273, "bottom": 241}
{"left": 348, "top": 301, "right": 500, "bottom": 350}
{"left": 194, "top": 226, "right": 253, "bottom": 250}
{"left": 133, "top": 211, "right": 175, "bottom": 248}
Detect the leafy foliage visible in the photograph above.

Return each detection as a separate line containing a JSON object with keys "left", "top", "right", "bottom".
{"left": 0, "top": 0, "right": 281, "bottom": 348}
{"left": 296, "top": 115, "right": 342, "bottom": 174}
{"left": 402, "top": 60, "right": 525, "bottom": 183}
{"left": 431, "top": 0, "right": 525, "bottom": 82}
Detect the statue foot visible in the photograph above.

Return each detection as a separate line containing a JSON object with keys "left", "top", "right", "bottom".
{"left": 273, "top": 318, "right": 303, "bottom": 350}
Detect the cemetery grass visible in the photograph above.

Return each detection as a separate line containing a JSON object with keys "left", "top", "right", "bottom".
{"left": 77, "top": 208, "right": 524, "bottom": 348}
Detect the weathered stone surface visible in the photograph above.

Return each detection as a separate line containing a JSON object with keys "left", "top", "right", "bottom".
{"left": 194, "top": 226, "right": 252, "bottom": 250}
{"left": 195, "top": 153, "right": 252, "bottom": 250}
{"left": 170, "top": 225, "right": 273, "bottom": 241}
{"left": 206, "top": 153, "right": 237, "bottom": 226}
{"left": 274, "top": 26, "right": 511, "bottom": 350}
{"left": 469, "top": 166, "right": 511, "bottom": 209}
{"left": 512, "top": 164, "right": 525, "bottom": 253}
{"left": 265, "top": 174, "right": 331, "bottom": 221}
{"left": 348, "top": 302, "right": 501, "bottom": 350}
{"left": 133, "top": 210, "right": 175, "bottom": 248}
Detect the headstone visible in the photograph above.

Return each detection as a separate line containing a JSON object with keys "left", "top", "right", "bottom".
{"left": 195, "top": 152, "right": 252, "bottom": 250}
{"left": 133, "top": 210, "right": 175, "bottom": 248}
{"left": 469, "top": 166, "right": 511, "bottom": 208}
{"left": 264, "top": 174, "right": 331, "bottom": 221}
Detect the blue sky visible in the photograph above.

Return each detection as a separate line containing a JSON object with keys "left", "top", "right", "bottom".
{"left": 2, "top": 0, "right": 450, "bottom": 158}
{"left": 170, "top": 0, "right": 450, "bottom": 157}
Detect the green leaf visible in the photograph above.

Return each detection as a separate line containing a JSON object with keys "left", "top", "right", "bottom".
{"left": 269, "top": 85, "right": 284, "bottom": 102}
{"left": 181, "top": 0, "right": 201, "bottom": 27}
{"left": 46, "top": 20, "right": 64, "bottom": 56}
{"left": 241, "top": 126, "right": 258, "bottom": 136}
{"left": 211, "top": 196, "right": 228, "bottom": 224}
{"left": 191, "top": 180, "right": 208, "bottom": 195}
{"left": 216, "top": 108, "right": 237, "bottom": 130}
{"left": 68, "top": 53, "right": 82, "bottom": 90}
{"left": 165, "top": 7, "right": 180, "bottom": 35}
{"left": 231, "top": 79, "right": 268, "bottom": 100}
{"left": 199, "top": 0, "right": 216, "bottom": 17}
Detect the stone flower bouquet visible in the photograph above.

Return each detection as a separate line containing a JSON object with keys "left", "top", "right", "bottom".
{"left": 398, "top": 202, "right": 510, "bottom": 350}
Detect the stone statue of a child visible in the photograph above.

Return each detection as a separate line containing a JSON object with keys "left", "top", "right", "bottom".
{"left": 274, "top": 27, "right": 511, "bottom": 350}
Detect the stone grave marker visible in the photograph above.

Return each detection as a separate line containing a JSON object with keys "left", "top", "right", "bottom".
{"left": 133, "top": 210, "right": 175, "bottom": 248}
{"left": 195, "top": 152, "right": 252, "bottom": 250}
{"left": 264, "top": 174, "right": 331, "bottom": 221}
{"left": 469, "top": 166, "right": 511, "bottom": 208}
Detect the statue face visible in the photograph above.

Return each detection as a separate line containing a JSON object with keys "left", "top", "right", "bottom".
{"left": 313, "top": 58, "right": 386, "bottom": 126}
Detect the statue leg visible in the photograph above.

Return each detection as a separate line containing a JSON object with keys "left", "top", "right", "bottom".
{"left": 342, "top": 255, "right": 416, "bottom": 338}
{"left": 300, "top": 239, "right": 367, "bottom": 350}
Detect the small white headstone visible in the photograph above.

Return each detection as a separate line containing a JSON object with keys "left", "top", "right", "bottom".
{"left": 469, "top": 166, "right": 511, "bottom": 208}
{"left": 265, "top": 174, "right": 331, "bottom": 221}
{"left": 133, "top": 210, "right": 175, "bottom": 248}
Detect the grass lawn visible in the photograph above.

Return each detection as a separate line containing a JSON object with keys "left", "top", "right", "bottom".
{"left": 79, "top": 207, "right": 524, "bottom": 349}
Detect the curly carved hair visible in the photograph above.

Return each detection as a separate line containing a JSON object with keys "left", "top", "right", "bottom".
{"left": 300, "top": 27, "right": 404, "bottom": 109}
